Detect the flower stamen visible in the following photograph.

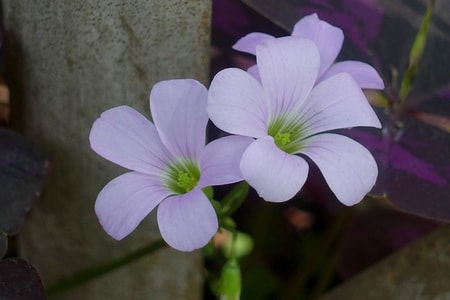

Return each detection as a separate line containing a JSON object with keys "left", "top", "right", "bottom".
{"left": 164, "top": 160, "right": 201, "bottom": 194}
{"left": 177, "top": 170, "right": 198, "bottom": 193}
{"left": 268, "top": 115, "right": 306, "bottom": 154}
{"left": 274, "top": 132, "right": 292, "bottom": 148}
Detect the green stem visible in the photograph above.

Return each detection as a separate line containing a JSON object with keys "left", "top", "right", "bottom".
{"left": 399, "top": 0, "right": 435, "bottom": 102}
{"left": 310, "top": 247, "right": 338, "bottom": 299}
{"left": 46, "top": 239, "right": 166, "bottom": 295}
{"left": 229, "top": 229, "right": 238, "bottom": 260}
{"left": 280, "top": 208, "right": 354, "bottom": 300}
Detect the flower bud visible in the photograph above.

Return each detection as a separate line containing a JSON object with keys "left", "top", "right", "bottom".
{"left": 219, "top": 259, "right": 241, "bottom": 300}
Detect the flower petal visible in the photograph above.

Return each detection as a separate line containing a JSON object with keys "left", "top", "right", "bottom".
{"left": 257, "top": 37, "right": 320, "bottom": 116}
{"left": 240, "top": 136, "right": 309, "bottom": 202}
{"left": 298, "top": 72, "right": 381, "bottom": 137}
{"left": 320, "top": 61, "right": 385, "bottom": 89}
{"left": 150, "top": 79, "right": 208, "bottom": 159}
{"left": 157, "top": 188, "right": 218, "bottom": 251}
{"left": 89, "top": 106, "right": 170, "bottom": 175}
{"left": 300, "top": 133, "right": 378, "bottom": 206}
{"left": 232, "top": 32, "right": 275, "bottom": 55}
{"left": 198, "top": 135, "right": 253, "bottom": 187}
{"left": 208, "top": 68, "right": 268, "bottom": 137}
{"left": 95, "top": 172, "right": 170, "bottom": 240}
{"left": 247, "top": 64, "right": 261, "bottom": 82}
{"left": 291, "top": 13, "right": 344, "bottom": 77}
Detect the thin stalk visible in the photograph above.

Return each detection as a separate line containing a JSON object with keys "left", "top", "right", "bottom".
{"left": 46, "top": 239, "right": 166, "bottom": 295}
{"left": 280, "top": 208, "right": 354, "bottom": 300}
{"left": 310, "top": 248, "right": 338, "bottom": 299}
{"left": 399, "top": 0, "right": 435, "bottom": 102}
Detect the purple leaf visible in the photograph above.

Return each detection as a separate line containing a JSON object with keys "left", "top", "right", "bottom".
{"left": 238, "top": 0, "right": 450, "bottom": 221}
{"left": 0, "top": 258, "right": 46, "bottom": 300}
{"left": 345, "top": 113, "right": 450, "bottom": 221}
{"left": 0, "top": 232, "right": 6, "bottom": 258}
{"left": 337, "top": 205, "right": 437, "bottom": 279}
{"left": 0, "top": 128, "right": 49, "bottom": 235}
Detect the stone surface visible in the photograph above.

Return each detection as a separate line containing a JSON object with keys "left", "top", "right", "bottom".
{"left": 322, "top": 225, "right": 450, "bottom": 300}
{"left": 3, "top": 1, "right": 211, "bottom": 299}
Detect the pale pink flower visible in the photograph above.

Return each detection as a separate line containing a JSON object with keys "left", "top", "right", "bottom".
{"left": 208, "top": 37, "right": 382, "bottom": 205}
{"left": 90, "top": 79, "right": 252, "bottom": 251}
{"left": 233, "top": 13, "right": 384, "bottom": 89}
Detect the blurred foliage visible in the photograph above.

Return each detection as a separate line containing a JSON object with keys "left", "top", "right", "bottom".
{"left": 209, "top": 0, "right": 444, "bottom": 298}
{"left": 236, "top": 0, "right": 450, "bottom": 222}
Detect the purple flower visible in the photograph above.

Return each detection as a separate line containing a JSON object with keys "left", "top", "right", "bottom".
{"left": 89, "top": 79, "right": 252, "bottom": 251}
{"left": 232, "top": 13, "right": 384, "bottom": 90}
{"left": 208, "top": 37, "right": 382, "bottom": 205}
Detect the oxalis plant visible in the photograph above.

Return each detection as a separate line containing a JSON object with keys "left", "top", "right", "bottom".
{"left": 88, "top": 14, "right": 383, "bottom": 299}
{"left": 35, "top": 1, "right": 441, "bottom": 299}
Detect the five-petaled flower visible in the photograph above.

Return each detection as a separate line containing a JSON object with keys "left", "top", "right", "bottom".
{"left": 233, "top": 13, "right": 384, "bottom": 90}
{"left": 207, "top": 37, "right": 382, "bottom": 205}
{"left": 90, "top": 79, "right": 252, "bottom": 251}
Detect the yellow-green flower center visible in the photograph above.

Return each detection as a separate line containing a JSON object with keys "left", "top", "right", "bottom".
{"left": 268, "top": 115, "right": 306, "bottom": 154}
{"left": 177, "top": 170, "right": 198, "bottom": 192}
{"left": 274, "top": 132, "right": 292, "bottom": 148}
{"left": 165, "top": 160, "right": 200, "bottom": 194}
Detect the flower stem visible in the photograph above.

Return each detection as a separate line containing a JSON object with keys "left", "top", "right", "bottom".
{"left": 46, "top": 239, "right": 166, "bottom": 295}
{"left": 280, "top": 208, "right": 354, "bottom": 299}
{"left": 399, "top": 0, "right": 435, "bottom": 102}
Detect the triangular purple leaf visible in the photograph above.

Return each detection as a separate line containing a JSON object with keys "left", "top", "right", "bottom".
{"left": 0, "top": 232, "right": 6, "bottom": 258}
{"left": 0, "top": 128, "right": 49, "bottom": 235}
{"left": 239, "top": 0, "right": 450, "bottom": 221}
{"left": 0, "top": 258, "right": 46, "bottom": 300}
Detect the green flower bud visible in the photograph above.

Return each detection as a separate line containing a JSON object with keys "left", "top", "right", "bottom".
{"left": 219, "top": 259, "right": 241, "bottom": 300}
{"left": 223, "top": 231, "right": 253, "bottom": 259}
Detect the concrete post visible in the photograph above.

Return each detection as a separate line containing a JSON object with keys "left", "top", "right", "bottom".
{"left": 321, "top": 225, "right": 450, "bottom": 299}
{"left": 3, "top": 1, "right": 211, "bottom": 299}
